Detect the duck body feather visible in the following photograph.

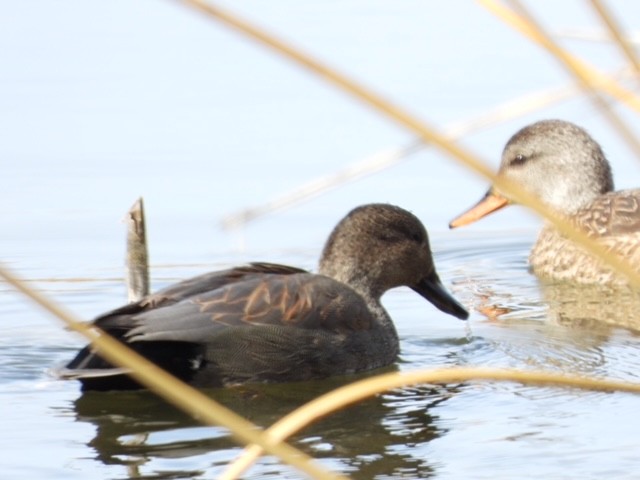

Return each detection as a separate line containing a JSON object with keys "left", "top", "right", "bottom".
{"left": 531, "top": 189, "right": 640, "bottom": 284}
{"left": 62, "top": 262, "right": 397, "bottom": 390}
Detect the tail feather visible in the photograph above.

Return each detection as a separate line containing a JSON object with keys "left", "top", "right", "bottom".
{"left": 54, "top": 366, "right": 131, "bottom": 380}
{"left": 64, "top": 345, "right": 115, "bottom": 371}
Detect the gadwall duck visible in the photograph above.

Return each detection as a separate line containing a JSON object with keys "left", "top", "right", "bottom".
{"left": 450, "top": 119, "right": 640, "bottom": 284}
{"left": 59, "top": 203, "right": 468, "bottom": 391}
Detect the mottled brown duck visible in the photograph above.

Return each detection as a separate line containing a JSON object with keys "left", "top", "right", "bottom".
{"left": 450, "top": 119, "right": 640, "bottom": 285}
{"left": 59, "top": 203, "right": 468, "bottom": 391}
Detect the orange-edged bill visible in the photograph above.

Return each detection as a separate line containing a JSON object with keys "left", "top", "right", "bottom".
{"left": 449, "top": 191, "right": 509, "bottom": 228}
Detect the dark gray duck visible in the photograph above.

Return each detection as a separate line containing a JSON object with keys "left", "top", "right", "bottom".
{"left": 59, "top": 203, "right": 468, "bottom": 391}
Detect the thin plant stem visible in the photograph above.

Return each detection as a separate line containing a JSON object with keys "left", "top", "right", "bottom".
{"left": 495, "top": 0, "right": 640, "bottom": 161}
{"left": 220, "top": 71, "right": 631, "bottom": 230}
{"left": 589, "top": 0, "right": 640, "bottom": 75}
{"left": 478, "top": 0, "right": 640, "bottom": 112}
{"left": 220, "top": 367, "right": 640, "bottom": 479}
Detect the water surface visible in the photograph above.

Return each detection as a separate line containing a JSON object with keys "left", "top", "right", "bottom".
{"left": 4, "top": 232, "right": 640, "bottom": 479}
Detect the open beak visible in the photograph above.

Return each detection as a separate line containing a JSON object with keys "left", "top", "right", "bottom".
{"left": 412, "top": 271, "right": 468, "bottom": 320}
{"left": 449, "top": 190, "right": 509, "bottom": 229}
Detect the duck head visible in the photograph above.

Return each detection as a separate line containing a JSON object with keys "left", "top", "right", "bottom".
{"left": 320, "top": 203, "right": 468, "bottom": 320}
{"left": 450, "top": 119, "right": 614, "bottom": 228}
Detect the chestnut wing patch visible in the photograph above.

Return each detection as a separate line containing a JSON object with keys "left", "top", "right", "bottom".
{"left": 93, "top": 262, "right": 307, "bottom": 323}
{"left": 124, "top": 273, "right": 373, "bottom": 344}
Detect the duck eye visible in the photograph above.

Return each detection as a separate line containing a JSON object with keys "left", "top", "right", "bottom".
{"left": 378, "top": 232, "right": 398, "bottom": 242}
{"left": 510, "top": 154, "right": 527, "bottom": 166}
{"left": 378, "top": 229, "right": 423, "bottom": 244}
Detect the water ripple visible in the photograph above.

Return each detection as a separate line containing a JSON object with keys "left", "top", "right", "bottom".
{"left": 5, "top": 231, "right": 640, "bottom": 479}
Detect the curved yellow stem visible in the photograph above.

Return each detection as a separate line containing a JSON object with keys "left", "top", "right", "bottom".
{"left": 220, "top": 367, "right": 640, "bottom": 479}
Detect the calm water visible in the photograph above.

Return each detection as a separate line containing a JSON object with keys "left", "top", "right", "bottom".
{"left": 3, "top": 1, "right": 640, "bottom": 479}
{"left": 4, "top": 233, "right": 640, "bottom": 479}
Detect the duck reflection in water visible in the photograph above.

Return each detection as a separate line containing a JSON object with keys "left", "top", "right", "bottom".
{"left": 539, "top": 281, "right": 640, "bottom": 334}
{"left": 71, "top": 374, "right": 460, "bottom": 479}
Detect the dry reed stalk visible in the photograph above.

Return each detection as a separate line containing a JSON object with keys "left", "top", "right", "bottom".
{"left": 0, "top": 264, "right": 348, "bottom": 480}
{"left": 220, "top": 367, "right": 640, "bottom": 479}
{"left": 179, "top": 0, "right": 640, "bottom": 287}
{"left": 126, "top": 197, "right": 150, "bottom": 302}
{"left": 494, "top": 0, "right": 640, "bottom": 161}
{"left": 221, "top": 73, "right": 630, "bottom": 230}
{"left": 556, "top": 28, "right": 640, "bottom": 45}
{"left": 478, "top": 0, "right": 640, "bottom": 112}
{"left": 589, "top": 0, "right": 640, "bottom": 75}
{"left": 220, "top": 142, "right": 422, "bottom": 230}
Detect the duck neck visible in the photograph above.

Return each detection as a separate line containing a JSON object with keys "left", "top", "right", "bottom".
{"left": 319, "top": 262, "right": 399, "bottom": 356}
{"left": 545, "top": 187, "right": 610, "bottom": 216}
{"left": 319, "top": 261, "right": 384, "bottom": 302}
{"left": 548, "top": 152, "right": 614, "bottom": 215}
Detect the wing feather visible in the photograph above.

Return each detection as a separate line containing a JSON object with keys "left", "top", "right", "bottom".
{"left": 577, "top": 189, "right": 640, "bottom": 237}
{"left": 121, "top": 273, "right": 372, "bottom": 344}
